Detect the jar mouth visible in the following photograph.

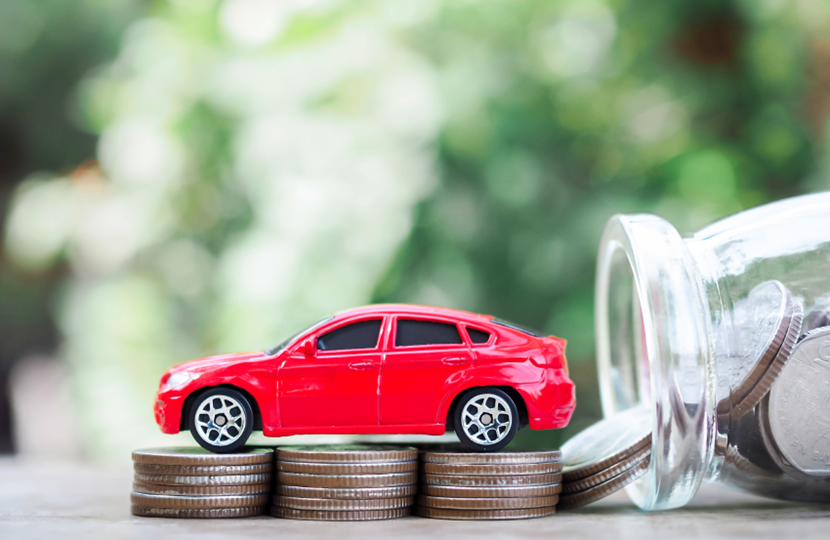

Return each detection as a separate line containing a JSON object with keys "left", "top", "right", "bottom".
{"left": 595, "top": 214, "right": 716, "bottom": 510}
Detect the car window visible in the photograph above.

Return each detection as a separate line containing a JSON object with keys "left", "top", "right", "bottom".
{"left": 264, "top": 315, "right": 333, "bottom": 356}
{"left": 467, "top": 328, "right": 491, "bottom": 344}
{"left": 396, "top": 319, "right": 462, "bottom": 347}
{"left": 318, "top": 319, "right": 382, "bottom": 351}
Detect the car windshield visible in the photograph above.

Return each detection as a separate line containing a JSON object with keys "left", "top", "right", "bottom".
{"left": 264, "top": 316, "right": 334, "bottom": 356}
{"left": 492, "top": 318, "right": 543, "bottom": 337}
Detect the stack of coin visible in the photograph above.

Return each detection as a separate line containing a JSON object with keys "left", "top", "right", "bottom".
{"left": 131, "top": 447, "right": 273, "bottom": 518}
{"left": 560, "top": 405, "right": 651, "bottom": 510}
{"left": 416, "top": 447, "right": 562, "bottom": 520}
{"left": 272, "top": 445, "right": 418, "bottom": 521}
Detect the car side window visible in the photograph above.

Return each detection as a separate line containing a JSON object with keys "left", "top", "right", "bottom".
{"left": 467, "top": 328, "right": 491, "bottom": 344}
{"left": 317, "top": 319, "right": 382, "bottom": 351}
{"left": 396, "top": 319, "right": 462, "bottom": 347}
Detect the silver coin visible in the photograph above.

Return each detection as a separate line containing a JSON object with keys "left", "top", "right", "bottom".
{"left": 561, "top": 405, "right": 651, "bottom": 481}
{"left": 768, "top": 327, "right": 830, "bottom": 476}
{"left": 720, "top": 281, "right": 790, "bottom": 409}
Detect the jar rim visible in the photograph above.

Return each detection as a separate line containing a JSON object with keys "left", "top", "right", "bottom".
{"left": 595, "top": 214, "right": 715, "bottom": 510}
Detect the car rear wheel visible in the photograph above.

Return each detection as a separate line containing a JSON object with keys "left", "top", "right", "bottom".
{"left": 454, "top": 388, "right": 519, "bottom": 452}
{"left": 188, "top": 388, "right": 253, "bottom": 453}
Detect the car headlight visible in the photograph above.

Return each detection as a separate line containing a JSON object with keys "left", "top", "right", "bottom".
{"left": 164, "top": 372, "right": 193, "bottom": 390}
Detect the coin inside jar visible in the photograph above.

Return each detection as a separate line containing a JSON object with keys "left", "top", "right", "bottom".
{"left": 716, "top": 281, "right": 792, "bottom": 419}
{"left": 767, "top": 327, "right": 830, "bottom": 477}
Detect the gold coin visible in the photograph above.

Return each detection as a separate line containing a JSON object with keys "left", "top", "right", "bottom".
{"left": 271, "top": 505, "right": 410, "bottom": 521}
{"left": 563, "top": 446, "right": 649, "bottom": 493}
{"left": 415, "top": 505, "right": 556, "bottom": 520}
{"left": 278, "top": 471, "right": 417, "bottom": 488}
{"left": 422, "top": 462, "right": 562, "bottom": 476}
{"left": 277, "top": 445, "right": 418, "bottom": 463}
{"left": 132, "top": 447, "right": 273, "bottom": 466}
{"left": 420, "top": 448, "right": 561, "bottom": 465}
{"left": 420, "top": 484, "right": 562, "bottom": 498}
{"left": 417, "top": 494, "right": 558, "bottom": 510}
{"left": 277, "top": 460, "right": 417, "bottom": 475}
{"left": 421, "top": 472, "right": 562, "bottom": 487}
{"left": 558, "top": 456, "right": 650, "bottom": 510}
{"left": 133, "top": 482, "right": 270, "bottom": 496}
{"left": 133, "top": 472, "right": 271, "bottom": 486}
{"left": 131, "top": 505, "right": 266, "bottom": 518}
{"left": 131, "top": 492, "right": 268, "bottom": 509}
{"left": 274, "top": 495, "right": 414, "bottom": 510}
{"left": 134, "top": 462, "right": 272, "bottom": 476}
{"left": 277, "top": 484, "right": 417, "bottom": 499}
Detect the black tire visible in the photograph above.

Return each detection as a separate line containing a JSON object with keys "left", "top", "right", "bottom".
{"left": 188, "top": 388, "right": 254, "bottom": 453}
{"left": 453, "top": 387, "right": 519, "bottom": 452}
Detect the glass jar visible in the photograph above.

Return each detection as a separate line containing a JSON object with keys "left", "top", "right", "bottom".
{"left": 595, "top": 192, "right": 830, "bottom": 510}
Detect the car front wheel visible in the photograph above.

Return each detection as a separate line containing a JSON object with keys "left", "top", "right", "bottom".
{"left": 188, "top": 388, "right": 253, "bottom": 453}
{"left": 454, "top": 388, "right": 519, "bottom": 452}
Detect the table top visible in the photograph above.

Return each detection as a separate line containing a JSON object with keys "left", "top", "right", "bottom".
{"left": 2, "top": 457, "right": 829, "bottom": 539}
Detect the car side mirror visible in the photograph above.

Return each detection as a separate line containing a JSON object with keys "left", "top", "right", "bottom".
{"left": 302, "top": 339, "right": 316, "bottom": 359}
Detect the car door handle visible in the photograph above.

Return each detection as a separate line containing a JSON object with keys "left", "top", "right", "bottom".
{"left": 442, "top": 356, "right": 469, "bottom": 366}
{"left": 348, "top": 361, "right": 374, "bottom": 371}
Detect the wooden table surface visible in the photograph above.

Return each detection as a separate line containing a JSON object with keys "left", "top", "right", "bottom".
{"left": 2, "top": 457, "right": 829, "bottom": 539}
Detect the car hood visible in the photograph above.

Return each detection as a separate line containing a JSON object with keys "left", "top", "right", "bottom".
{"left": 168, "top": 351, "right": 270, "bottom": 374}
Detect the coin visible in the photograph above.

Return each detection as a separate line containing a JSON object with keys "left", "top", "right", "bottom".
{"left": 558, "top": 456, "right": 650, "bottom": 510}
{"left": 278, "top": 460, "right": 417, "bottom": 475}
{"left": 803, "top": 302, "right": 830, "bottom": 334}
{"left": 277, "top": 484, "right": 417, "bottom": 499}
{"left": 420, "top": 484, "right": 562, "bottom": 498}
{"left": 274, "top": 495, "right": 414, "bottom": 511}
{"left": 422, "top": 472, "right": 562, "bottom": 487}
{"left": 415, "top": 505, "right": 556, "bottom": 520}
{"left": 131, "top": 492, "right": 269, "bottom": 509}
{"left": 132, "top": 447, "right": 273, "bottom": 466}
{"left": 422, "top": 462, "right": 562, "bottom": 476}
{"left": 277, "top": 445, "right": 417, "bottom": 463}
{"left": 133, "top": 482, "right": 271, "bottom": 496}
{"left": 134, "top": 462, "right": 272, "bottom": 476}
{"left": 131, "top": 505, "right": 266, "bottom": 518}
{"left": 563, "top": 446, "right": 650, "bottom": 493}
{"left": 420, "top": 448, "right": 562, "bottom": 464}
{"left": 757, "top": 394, "right": 803, "bottom": 478}
{"left": 729, "top": 294, "right": 802, "bottom": 419}
{"left": 133, "top": 472, "right": 272, "bottom": 486}
{"left": 768, "top": 327, "right": 830, "bottom": 476}
{"left": 717, "top": 281, "right": 791, "bottom": 417}
{"left": 271, "top": 506, "right": 410, "bottom": 521}
{"left": 278, "top": 471, "right": 417, "bottom": 488}
{"left": 561, "top": 405, "right": 651, "bottom": 481}
{"left": 417, "top": 494, "right": 558, "bottom": 510}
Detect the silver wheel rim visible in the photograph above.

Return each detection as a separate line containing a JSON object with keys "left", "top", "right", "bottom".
{"left": 461, "top": 393, "right": 513, "bottom": 446}
{"left": 194, "top": 394, "right": 247, "bottom": 447}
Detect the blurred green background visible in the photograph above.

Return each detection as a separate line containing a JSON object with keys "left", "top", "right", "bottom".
{"left": 1, "top": 0, "right": 829, "bottom": 461}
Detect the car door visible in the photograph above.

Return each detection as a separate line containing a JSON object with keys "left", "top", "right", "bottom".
{"left": 380, "top": 316, "right": 472, "bottom": 425}
{"left": 279, "top": 317, "right": 384, "bottom": 429}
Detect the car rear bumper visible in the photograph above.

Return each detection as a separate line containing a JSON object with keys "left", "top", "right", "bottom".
{"left": 517, "top": 369, "right": 576, "bottom": 430}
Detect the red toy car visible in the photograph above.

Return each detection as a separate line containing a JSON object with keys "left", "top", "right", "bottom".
{"left": 154, "top": 305, "right": 575, "bottom": 452}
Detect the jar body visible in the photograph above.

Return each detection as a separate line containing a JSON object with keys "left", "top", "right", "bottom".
{"left": 595, "top": 193, "right": 830, "bottom": 510}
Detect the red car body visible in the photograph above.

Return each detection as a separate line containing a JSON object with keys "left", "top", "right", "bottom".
{"left": 154, "top": 305, "right": 575, "bottom": 439}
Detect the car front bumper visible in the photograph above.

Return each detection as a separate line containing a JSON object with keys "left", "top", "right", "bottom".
{"left": 154, "top": 392, "right": 184, "bottom": 434}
